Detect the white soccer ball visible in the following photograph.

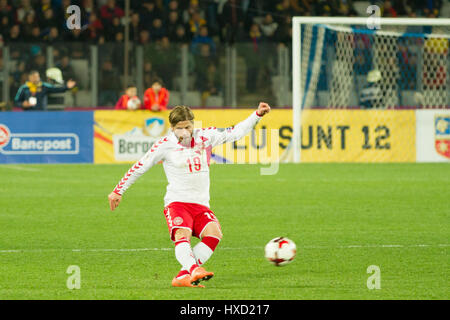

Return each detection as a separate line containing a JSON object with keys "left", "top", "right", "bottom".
{"left": 264, "top": 237, "right": 296, "bottom": 266}
{"left": 127, "top": 96, "right": 141, "bottom": 110}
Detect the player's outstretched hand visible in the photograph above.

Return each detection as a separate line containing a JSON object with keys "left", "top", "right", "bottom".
{"left": 108, "top": 192, "right": 122, "bottom": 211}
{"left": 257, "top": 102, "right": 271, "bottom": 116}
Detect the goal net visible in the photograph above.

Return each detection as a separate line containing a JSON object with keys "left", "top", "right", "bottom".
{"left": 289, "top": 17, "right": 450, "bottom": 163}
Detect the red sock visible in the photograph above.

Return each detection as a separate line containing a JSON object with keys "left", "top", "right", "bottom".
{"left": 202, "top": 236, "right": 220, "bottom": 251}
{"left": 193, "top": 236, "right": 221, "bottom": 266}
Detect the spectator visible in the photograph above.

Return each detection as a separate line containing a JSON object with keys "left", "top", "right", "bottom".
{"left": 423, "top": 0, "right": 443, "bottom": 17}
{"left": 14, "top": 70, "right": 76, "bottom": 111}
{"left": 275, "top": 0, "right": 294, "bottom": 21}
{"left": 203, "top": 0, "right": 220, "bottom": 36}
{"left": 85, "top": 12, "right": 104, "bottom": 42}
{"left": 183, "top": 0, "right": 205, "bottom": 24}
{"left": 57, "top": 55, "right": 78, "bottom": 103}
{"left": 220, "top": 0, "right": 245, "bottom": 44}
{"left": 188, "top": 10, "right": 207, "bottom": 37}
{"left": 148, "top": 36, "right": 178, "bottom": 86}
{"left": 0, "top": 0, "right": 14, "bottom": 22}
{"left": 244, "top": 0, "right": 267, "bottom": 31}
{"left": 22, "top": 12, "right": 39, "bottom": 41}
{"left": 166, "top": 0, "right": 182, "bottom": 18}
{"left": 140, "top": 0, "right": 162, "bottom": 29}
{"left": 247, "top": 22, "right": 263, "bottom": 42}
{"left": 143, "top": 79, "right": 169, "bottom": 111}
{"left": 337, "top": 0, "right": 358, "bottom": 16}
{"left": 115, "top": 31, "right": 123, "bottom": 42}
{"left": 275, "top": 15, "right": 292, "bottom": 46}
{"left": 166, "top": 10, "right": 183, "bottom": 40}
{"left": 129, "top": 12, "right": 142, "bottom": 43}
{"left": 16, "top": 0, "right": 35, "bottom": 24}
{"left": 1, "top": 16, "right": 12, "bottom": 40}
{"left": 397, "top": 42, "right": 417, "bottom": 90}
{"left": 104, "top": 16, "right": 123, "bottom": 41}
{"left": 40, "top": 8, "right": 60, "bottom": 33}
{"left": 111, "top": 33, "right": 125, "bottom": 73}
{"left": 245, "top": 23, "right": 264, "bottom": 92}
{"left": 6, "top": 24, "right": 22, "bottom": 43}
{"left": 150, "top": 18, "right": 166, "bottom": 41}
{"left": 143, "top": 62, "right": 158, "bottom": 90}
{"left": 289, "top": 0, "right": 313, "bottom": 16}
{"left": 81, "top": 0, "right": 97, "bottom": 20}
{"left": 171, "top": 24, "right": 191, "bottom": 44}
{"left": 26, "top": 53, "right": 47, "bottom": 77}
{"left": 354, "top": 38, "right": 372, "bottom": 76}
{"left": 199, "top": 63, "right": 222, "bottom": 107}
{"left": 100, "top": 0, "right": 124, "bottom": 24}
{"left": 57, "top": 56, "right": 77, "bottom": 85}
{"left": 359, "top": 69, "right": 384, "bottom": 109}
{"left": 28, "top": 26, "right": 42, "bottom": 42}
{"left": 60, "top": 0, "right": 73, "bottom": 25}
{"left": 64, "top": 28, "right": 87, "bottom": 42}
{"left": 10, "top": 61, "right": 26, "bottom": 101}
{"left": 314, "top": 0, "right": 333, "bottom": 16}
{"left": 382, "top": 0, "right": 398, "bottom": 17}
{"left": 115, "top": 85, "right": 141, "bottom": 110}
{"left": 99, "top": 60, "right": 120, "bottom": 106}
{"left": 191, "top": 25, "right": 216, "bottom": 55}
{"left": 194, "top": 43, "right": 217, "bottom": 97}
{"left": 139, "top": 29, "right": 151, "bottom": 45}
{"left": 36, "top": 0, "right": 54, "bottom": 24}
{"left": 258, "top": 13, "right": 278, "bottom": 41}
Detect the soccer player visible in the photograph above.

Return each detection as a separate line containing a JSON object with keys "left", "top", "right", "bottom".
{"left": 108, "top": 102, "right": 270, "bottom": 287}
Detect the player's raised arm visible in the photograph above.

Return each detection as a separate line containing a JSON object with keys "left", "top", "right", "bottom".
{"left": 107, "top": 137, "right": 168, "bottom": 211}
{"left": 208, "top": 102, "right": 271, "bottom": 147}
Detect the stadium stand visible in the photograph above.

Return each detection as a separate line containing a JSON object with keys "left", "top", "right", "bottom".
{"left": 0, "top": 0, "right": 447, "bottom": 109}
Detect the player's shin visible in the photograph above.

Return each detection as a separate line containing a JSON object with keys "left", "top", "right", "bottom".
{"left": 174, "top": 237, "right": 199, "bottom": 274}
{"left": 192, "top": 236, "right": 221, "bottom": 266}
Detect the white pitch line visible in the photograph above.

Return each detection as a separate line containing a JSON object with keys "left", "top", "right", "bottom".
{"left": 0, "top": 244, "right": 448, "bottom": 254}
{"left": 0, "top": 165, "right": 40, "bottom": 172}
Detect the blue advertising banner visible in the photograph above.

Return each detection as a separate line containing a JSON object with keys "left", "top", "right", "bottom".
{"left": 0, "top": 111, "right": 93, "bottom": 164}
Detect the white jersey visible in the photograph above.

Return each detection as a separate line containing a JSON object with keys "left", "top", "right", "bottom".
{"left": 113, "top": 111, "right": 262, "bottom": 208}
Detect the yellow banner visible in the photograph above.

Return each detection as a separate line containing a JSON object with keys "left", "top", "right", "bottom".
{"left": 93, "top": 109, "right": 287, "bottom": 164}
{"left": 299, "top": 110, "right": 416, "bottom": 162}
{"left": 94, "top": 110, "right": 170, "bottom": 164}
{"left": 94, "top": 109, "right": 415, "bottom": 163}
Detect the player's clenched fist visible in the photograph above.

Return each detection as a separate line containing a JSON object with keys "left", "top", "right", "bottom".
{"left": 108, "top": 192, "right": 122, "bottom": 211}
{"left": 257, "top": 102, "right": 271, "bottom": 116}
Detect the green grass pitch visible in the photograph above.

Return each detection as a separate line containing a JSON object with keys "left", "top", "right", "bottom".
{"left": 0, "top": 163, "right": 448, "bottom": 300}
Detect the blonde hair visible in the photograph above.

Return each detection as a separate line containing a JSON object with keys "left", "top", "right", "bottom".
{"left": 169, "top": 105, "right": 194, "bottom": 127}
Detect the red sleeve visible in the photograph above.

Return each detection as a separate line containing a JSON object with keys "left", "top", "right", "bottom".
{"left": 115, "top": 7, "right": 125, "bottom": 17}
{"left": 100, "top": 6, "right": 112, "bottom": 19}
{"left": 115, "top": 95, "right": 124, "bottom": 109}
{"left": 143, "top": 89, "right": 151, "bottom": 110}
{"left": 160, "top": 89, "right": 169, "bottom": 110}
{"left": 94, "top": 20, "right": 103, "bottom": 30}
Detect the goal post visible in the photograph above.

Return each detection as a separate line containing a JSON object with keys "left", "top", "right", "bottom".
{"left": 292, "top": 17, "right": 450, "bottom": 163}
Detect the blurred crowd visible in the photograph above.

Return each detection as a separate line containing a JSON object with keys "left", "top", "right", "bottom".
{"left": 0, "top": 0, "right": 447, "bottom": 109}
{"left": 0, "top": 0, "right": 445, "bottom": 47}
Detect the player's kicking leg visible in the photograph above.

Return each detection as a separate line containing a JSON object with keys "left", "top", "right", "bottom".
{"left": 171, "top": 228, "right": 205, "bottom": 288}
{"left": 190, "top": 221, "right": 222, "bottom": 285}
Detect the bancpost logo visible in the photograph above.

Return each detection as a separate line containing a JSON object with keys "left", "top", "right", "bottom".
{"left": 113, "top": 117, "right": 167, "bottom": 161}
{"left": 0, "top": 124, "right": 80, "bottom": 155}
